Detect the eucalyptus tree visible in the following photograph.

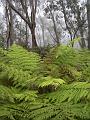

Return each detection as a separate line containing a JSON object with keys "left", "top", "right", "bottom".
{"left": 63, "top": 0, "right": 87, "bottom": 48}
{"left": 0, "top": 0, "right": 15, "bottom": 49}
{"left": 45, "top": 0, "right": 87, "bottom": 48}
{"left": 6, "top": 0, "right": 38, "bottom": 48}
{"left": 87, "top": 0, "right": 90, "bottom": 49}
{"left": 44, "top": 0, "right": 61, "bottom": 45}
{"left": 5, "top": 0, "right": 15, "bottom": 49}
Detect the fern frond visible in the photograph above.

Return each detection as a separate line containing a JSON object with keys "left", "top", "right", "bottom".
{"left": 44, "top": 82, "right": 90, "bottom": 104}
{"left": 0, "top": 85, "right": 14, "bottom": 103}
{"left": 14, "top": 90, "right": 38, "bottom": 102}
{"left": 39, "top": 76, "right": 65, "bottom": 88}
{"left": 4, "top": 102, "right": 90, "bottom": 120}
{"left": 6, "top": 44, "right": 41, "bottom": 74}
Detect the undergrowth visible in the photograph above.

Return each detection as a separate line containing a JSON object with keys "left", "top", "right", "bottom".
{"left": 0, "top": 44, "right": 90, "bottom": 120}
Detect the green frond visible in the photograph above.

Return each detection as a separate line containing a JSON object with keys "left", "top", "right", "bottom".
{"left": 6, "top": 44, "right": 41, "bottom": 74}
{"left": 44, "top": 82, "right": 90, "bottom": 104}
{"left": 38, "top": 76, "right": 65, "bottom": 90}
{"left": 0, "top": 45, "right": 90, "bottom": 120}
{"left": 3, "top": 102, "right": 90, "bottom": 120}
{"left": 0, "top": 85, "right": 14, "bottom": 103}
{"left": 43, "top": 46, "right": 90, "bottom": 82}
{"left": 0, "top": 63, "right": 33, "bottom": 88}
{"left": 14, "top": 90, "right": 38, "bottom": 102}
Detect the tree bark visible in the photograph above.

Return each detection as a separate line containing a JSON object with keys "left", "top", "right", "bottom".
{"left": 25, "top": 0, "right": 28, "bottom": 47}
{"left": 5, "top": 1, "right": 14, "bottom": 49}
{"left": 6, "top": 0, "right": 38, "bottom": 48}
{"left": 79, "top": 28, "right": 86, "bottom": 48}
{"left": 87, "top": 0, "right": 90, "bottom": 49}
{"left": 48, "top": 7, "right": 60, "bottom": 45}
{"left": 31, "top": 29, "right": 37, "bottom": 48}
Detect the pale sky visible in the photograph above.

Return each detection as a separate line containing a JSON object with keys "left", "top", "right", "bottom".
{"left": 0, "top": 4, "right": 4, "bottom": 15}
{"left": 0, "top": 0, "right": 86, "bottom": 15}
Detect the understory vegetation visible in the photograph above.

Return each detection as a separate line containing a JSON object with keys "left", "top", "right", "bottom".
{"left": 0, "top": 44, "right": 90, "bottom": 120}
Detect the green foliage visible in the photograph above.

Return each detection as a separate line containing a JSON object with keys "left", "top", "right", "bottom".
{"left": 50, "top": 45, "right": 78, "bottom": 66}
{"left": 0, "top": 44, "right": 90, "bottom": 120}
{"left": 0, "top": 35, "right": 4, "bottom": 48}
{"left": 35, "top": 76, "right": 65, "bottom": 93}
{"left": 67, "top": 37, "right": 80, "bottom": 47}
{"left": 43, "top": 45, "right": 90, "bottom": 82}
{"left": 0, "top": 85, "right": 14, "bottom": 103}
{"left": 6, "top": 44, "right": 41, "bottom": 74}
{"left": 0, "top": 44, "right": 42, "bottom": 89}
{"left": 14, "top": 90, "right": 38, "bottom": 102}
{"left": 0, "top": 102, "right": 90, "bottom": 120}
{"left": 0, "top": 63, "right": 32, "bottom": 88}
{"left": 77, "top": 50, "right": 90, "bottom": 82}
{"left": 39, "top": 76, "right": 65, "bottom": 88}
{"left": 43, "top": 82, "right": 90, "bottom": 104}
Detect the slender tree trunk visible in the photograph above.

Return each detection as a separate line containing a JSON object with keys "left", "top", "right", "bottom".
{"left": 79, "top": 28, "right": 86, "bottom": 48}
{"left": 76, "top": 5, "right": 86, "bottom": 48}
{"left": 31, "top": 2, "right": 38, "bottom": 48}
{"left": 49, "top": 8, "right": 60, "bottom": 45}
{"left": 5, "top": 1, "right": 14, "bottom": 49}
{"left": 31, "top": 28, "right": 37, "bottom": 48}
{"left": 25, "top": 0, "right": 28, "bottom": 48}
{"left": 9, "top": 6, "right": 14, "bottom": 46}
{"left": 19, "top": 19, "right": 22, "bottom": 44}
{"left": 87, "top": 0, "right": 90, "bottom": 49}
{"left": 25, "top": 23, "right": 28, "bottom": 47}
{"left": 42, "top": 28, "right": 45, "bottom": 46}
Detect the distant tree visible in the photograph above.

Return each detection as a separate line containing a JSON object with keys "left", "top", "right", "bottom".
{"left": 44, "top": 0, "right": 61, "bottom": 45}
{"left": 5, "top": 0, "right": 15, "bottom": 49}
{"left": 45, "top": 0, "right": 87, "bottom": 48}
{"left": 87, "top": 0, "right": 90, "bottom": 49}
{"left": 6, "top": 0, "right": 38, "bottom": 48}
{"left": 0, "top": 14, "right": 5, "bottom": 48}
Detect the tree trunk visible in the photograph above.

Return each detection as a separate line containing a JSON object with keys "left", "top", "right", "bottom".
{"left": 6, "top": 0, "right": 38, "bottom": 49}
{"left": 5, "top": 1, "right": 14, "bottom": 49}
{"left": 25, "top": 0, "right": 28, "bottom": 48}
{"left": 25, "top": 23, "right": 28, "bottom": 47}
{"left": 31, "top": 28, "right": 37, "bottom": 48}
{"left": 49, "top": 8, "right": 60, "bottom": 45}
{"left": 30, "top": 2, "right": 38, "bottom": 48}
{"left": 9, "top": 6, "right": 14, "bottom": 46}
{"left": 79, "top": 28, "right": 86, "bottom": 48}
{"left": 87, "top": 0, "right": 90, "bottom": 49}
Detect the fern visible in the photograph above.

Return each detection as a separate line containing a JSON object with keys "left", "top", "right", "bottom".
{"left": 0, "top": 45, "right": 90, "bottom": 120}
{"left": 0, "top": 106, "right": 15, "bottom": 120}
{"left": 43, "top": 46, "right": 90, "bottom": 82}
{"left": 43, "top": 82, "right": 90, "bottom": 104}
{"left": 0, "top": 85, "right": 14, "bottom": 103}
{"left": 0, "top": 63, "right": 32, "bottom": 89}
{"left": 14, "top": 90, "right": 38, "bottom": 102}
{"left": 1, "top": 102, "right": 89, "bottom": 120}
{"left": 39, "top": 76, "right": 65, "bottom": 88}
{"left": 6, "top": 44, "right": 41, "bottom": 74}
